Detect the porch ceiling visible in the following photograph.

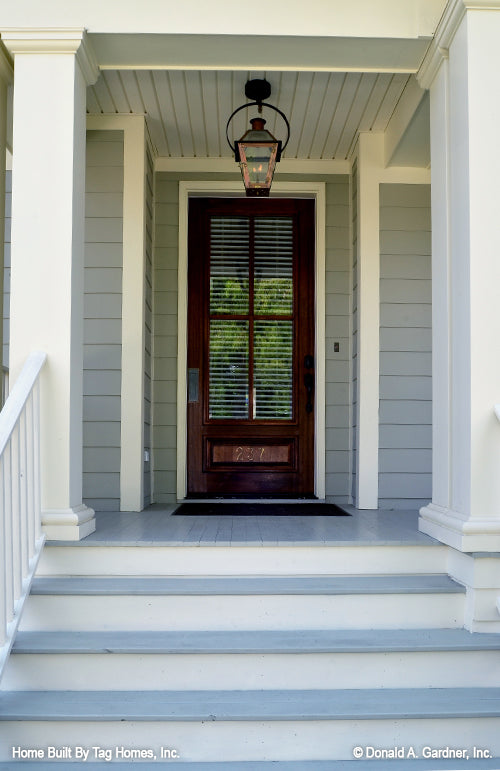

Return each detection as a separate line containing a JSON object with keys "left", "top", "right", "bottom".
{"left": 86, "top": 69, "right": 423, "bottom": 162}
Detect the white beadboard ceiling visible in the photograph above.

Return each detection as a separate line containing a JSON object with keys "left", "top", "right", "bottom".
{"left": 87, "top": 69, "right": 413, "bottom": 160}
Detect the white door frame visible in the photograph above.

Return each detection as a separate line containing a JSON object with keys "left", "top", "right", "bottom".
{"left": 176, "top": 180, "right": 326, "bottom": 500}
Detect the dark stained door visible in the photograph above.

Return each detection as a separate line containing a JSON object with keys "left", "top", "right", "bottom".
{"left": 187, "top": 197, "right": 315, "bottom": 497}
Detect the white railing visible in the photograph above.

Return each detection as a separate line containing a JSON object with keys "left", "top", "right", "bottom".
{"left": 1, "top": 366, "right": 8, "bottom": 409}
{"left": 0, "top": 351, "right": 46, "bottom": 681}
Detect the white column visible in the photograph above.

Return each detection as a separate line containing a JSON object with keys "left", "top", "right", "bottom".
{"left": 418, "top": 2, "right": 500, "bottom": 551}
{"left": 0, "top": 46, "right": 12, "bottom": 376}
{"left": 355, "top": 132, "right": 383, "bottom": 509}
{"left": 3, "top": 29, "right": 99, "bottom": 540}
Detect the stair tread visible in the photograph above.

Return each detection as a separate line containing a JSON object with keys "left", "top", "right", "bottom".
{"left": 30, "top": 574, "right": 465, "bottom": 595}
{"left": 11, "top": 627, "right": 500, "bottom": 654}
{"left": 2, "top": 688, "right": 500, "bottom": 721}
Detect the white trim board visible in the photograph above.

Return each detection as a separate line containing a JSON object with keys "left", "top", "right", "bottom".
{"left": 176, "top": 181, "right": 326, "bottom": 501}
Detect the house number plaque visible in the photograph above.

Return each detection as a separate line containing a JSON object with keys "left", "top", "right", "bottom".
{"left": 212, "top": 444, "right": 290, "bottom": 465}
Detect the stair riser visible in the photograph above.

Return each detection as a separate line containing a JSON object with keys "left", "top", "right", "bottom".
{"left": 2, "top": 717, "right": 500, "bottom": 762}
{"left": 19, "top": 594, "right": 465, "bottom": 632}
{"left": 3, "top": 650, "right": 500, "bottom": 691}
{"left": 37, "top": 544, "right": 449, "bottom": 577}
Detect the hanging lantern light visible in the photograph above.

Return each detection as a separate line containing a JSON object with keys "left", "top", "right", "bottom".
{"left": 226, "top": 79, "right": 290, "bottom": 197}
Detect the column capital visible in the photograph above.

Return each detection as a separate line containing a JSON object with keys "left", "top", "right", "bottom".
{"left": 1, "top": 28, "right": 99, "bottom": 85}
{"left": 0, "top": 41, "right": 13, "bottom": 85}
{"left": 418, "top": 0, "right": 500, "bottom": 89}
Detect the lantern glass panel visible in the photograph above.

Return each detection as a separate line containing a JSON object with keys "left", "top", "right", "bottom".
{"left": 238, "top": 142, "right": 278, "bottom": 192}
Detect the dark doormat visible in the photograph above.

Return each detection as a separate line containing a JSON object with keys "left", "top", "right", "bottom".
{"left": 173, "top": 502, "right": 350, "bottom": 516}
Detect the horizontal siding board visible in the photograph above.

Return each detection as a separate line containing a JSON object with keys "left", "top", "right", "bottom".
{"left": 380, "top": 253, "right": 431, "bottom": 280}
{"left": 85, "top": 217, "right": 123, "bottom": 243}
{"left": 380, "top": 230, "right": 431, "bottom": 255}
{"left": 379, "top": 449, "right": 432, "bottom": 474}
{"left": 326, "top": 450, "right": 350, "bottom": 473}
{"left": 379, "top": 399, "right": 432, "bottom": 425}
{"left": 85, "top": 268, "right": 123, "bottom": 294}
{"left": 83, "top": 472, "right": 121, "bottom": 498}
{"left": 83, "top": 422, "right": 121, "bottom": 448}
{"left": 86, "top": 141, "right": 124, "bottom": 167}
{"left": 380, "top": 279, "right": 431, "bottom": 304}
{"left": 86, "top": 130, "right": 123, "bottom": 142}
{"left": 379, "top": 473, "right": 432, "bottom": 498}
{"left": 326, "top": 405, "right": 351, "bottom": 429}
{"left": 83, "top": 395, "right": 121, "bottom": 422}
{"left": 380, "top": 207, "right": 431, "bottom": 231}
{"left": 325, "top": 428, "right": 350, "bottom": 451}
{"left": 379, "top": 184, "right": 431, "bottom": 208}
{"left": 326, "top": 316, "right": 350, "bottom": 338}
{"left": 380, "top": 351, "right": 432, "bottom": 377}
{"left": 380, "top": 327, "right": 431, "bottom": 352}
{"left": 86, "top": 166, "right": 124, "bottom": 193}
{"left": 85, "top": 294, "right": 122, "bottom": 319}
{"left": 84, "top": 319, "right": 122, "bottom": 345}
{"left": 380, "top": 303, "right": 432, "bottom": 328}
{"left": 83, "top": 370, "right": 122, "bottom": 396}
{"left": 84, "top": 344, "right": 122, "bottom": 370}
{"left": 325, "top": 472, "right": 351, "bottom": 496}
{"left": 85, "top": 193, "right": 123, "bottom": 218}
{"left": 85, "top": 244, "right": 123, "bottom": 268}
{"left": 380, "top": 375, "right": 431, "bottom": 401}
{"left": 379, "top": 424, "right": 431, "bottom": 449}
{"left": 83, "top": 448, "right": 121, "bottom": 473}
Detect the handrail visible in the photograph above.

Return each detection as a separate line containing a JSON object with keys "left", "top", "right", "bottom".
{"left": 1, "top": 365, "right": 8, "bottom": 409}
{"left": 0, "top": 351, "right": 47, "bottom": 681}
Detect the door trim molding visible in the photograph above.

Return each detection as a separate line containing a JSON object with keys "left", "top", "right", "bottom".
{"left": 176, "top": 181, "right": 326, "bottom": 500}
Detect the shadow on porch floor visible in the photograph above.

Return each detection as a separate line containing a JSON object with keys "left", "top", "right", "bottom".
{"left": 48, "top": 505, "right": 439, "bottom": 547}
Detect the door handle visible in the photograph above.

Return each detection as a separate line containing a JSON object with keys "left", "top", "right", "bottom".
{"left": 304, "top": 372, "right": 314, "bottom": 414}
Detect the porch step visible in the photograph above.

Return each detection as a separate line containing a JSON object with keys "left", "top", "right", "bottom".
{"left": 1, "top": 688, "right": 500, "bottom": 762}
{"left": 3, "top": 686, "right": 500, "bottom": 720}
{"left": 12, "top": 626, "right": 498, "bottom": 654}
{"left": 19, "top": 574, "right": 465, "bottom": 632}
{"left": 37, "top": 542, "right": 450, "bottom": 577}
{"left": 4, "top": 628, "right": 500, "bottom": 691}
{"left": 29, "top": 574, "right": 465, "bottom": 595}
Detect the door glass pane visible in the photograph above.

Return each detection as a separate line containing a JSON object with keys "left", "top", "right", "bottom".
{"left": 254, "top": 217, "right": 293, "bottom": 315}
{"left": 210, "top": 217, "right": 249, "bottom": 313}
{"left": 254, "top": 320, "right": 293, "bottom": 419}
{"left": 209, "top": 320, "right": 249, "bottom": 419}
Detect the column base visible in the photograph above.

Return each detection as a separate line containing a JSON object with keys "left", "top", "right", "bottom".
{"left": 419, "top": 503, "right": 500, "bottom": 552}
{"left": 41, "top": 504, "right": 96, "bottom": 541}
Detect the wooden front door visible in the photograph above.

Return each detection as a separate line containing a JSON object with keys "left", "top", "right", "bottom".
{"left": 187, "top": 197, "right": 315, "bottom": 497}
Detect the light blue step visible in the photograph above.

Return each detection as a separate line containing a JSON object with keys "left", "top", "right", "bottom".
{"left": 29, "top": 574, "right": 465, "bottom": 596}
{"left": 2, "top": 688, "right": 500, "bottom": 721}
{"left": 11, "top": 627, "right": 500, "bottom": 655}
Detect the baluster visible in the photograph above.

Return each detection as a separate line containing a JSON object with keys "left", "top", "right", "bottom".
{"left": 4, "top": 440, "right": 13, "bottom": 626}
{"left": 11, "top": 423, "right": 22, "bottom": 605}
{"left": 19, "top": 405, "right": 29, "bottom": 581}
{"left": 0, "top": 459, "right": 6, "bottom": 646}
{"left": 26, "top": 391, "right": 35, "bottom": 561}
{"left": 33, "top": 379, "right": 42, "bottom": 540}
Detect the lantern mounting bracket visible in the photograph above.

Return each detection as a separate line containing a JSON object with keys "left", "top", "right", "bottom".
{"left": 226, "top": 80, "right": 290, "bottom": 156}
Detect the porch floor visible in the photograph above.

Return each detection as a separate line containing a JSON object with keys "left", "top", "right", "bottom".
{"left": 49, "top": 505, "right": 438, "bottom": 547}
